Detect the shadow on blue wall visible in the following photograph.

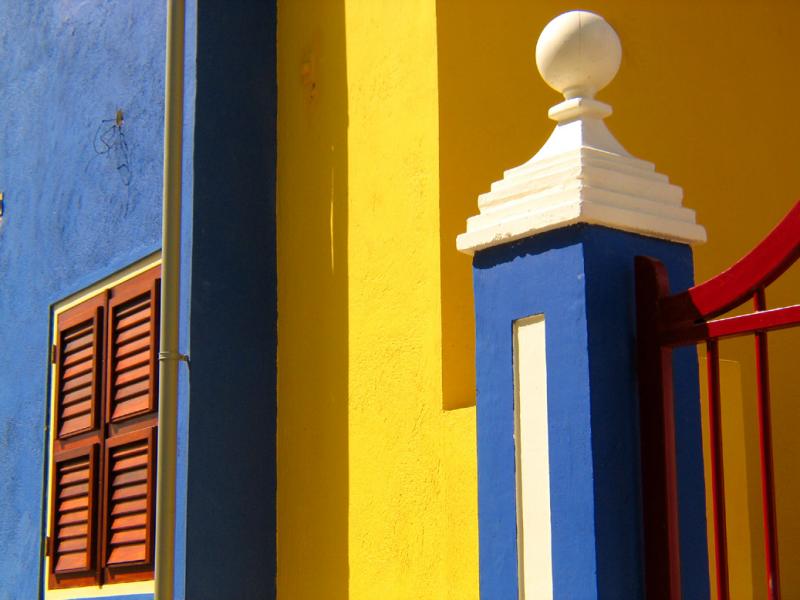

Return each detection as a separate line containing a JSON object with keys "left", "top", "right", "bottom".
{"left": 183, "top": 2, "right": 277, "bottom": 598}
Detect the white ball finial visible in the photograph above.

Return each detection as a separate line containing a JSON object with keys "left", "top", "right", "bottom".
{"left": 535, "top": 11, "right": 621, "bottom": 100}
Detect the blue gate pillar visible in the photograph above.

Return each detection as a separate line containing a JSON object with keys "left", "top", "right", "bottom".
{"left": 457, "top": 12, "right": 710, "bottom": 599}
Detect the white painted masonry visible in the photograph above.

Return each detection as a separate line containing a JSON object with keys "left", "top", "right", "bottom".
{"left": 514, "top": 315, "right": 553, "bottom": 600}
{"left": 457, "top": 11, "right": 706, "bottom": 254}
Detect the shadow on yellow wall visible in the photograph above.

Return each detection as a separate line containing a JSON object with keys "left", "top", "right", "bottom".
{"left": 699, "top": 320, "right": 800, "bottom": 599}
{"left": 437, "top": 0, "right": 800, "bottom": 399}
{"left": 276, "top": 0, "right": 800, "bottom": 597}
{"left": 699, "top": 357, "right": 761, "bottom": 598}
{"left": 437, "top": 0, "right": 555, "bottom": 409}
{"left": 278, "top": 2, "right": 478, "bottom": 598}
{"left": 277, "top": 0, "right": 349, "bottom": 597}
{"left": 438, "top": 0, "right": 800, "bottom": 594}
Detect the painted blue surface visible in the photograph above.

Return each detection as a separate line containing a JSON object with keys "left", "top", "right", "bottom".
{"left": 0, "top": 1, "right": 280, "bottom": 597}
{"left": 672, "top": 345, "right": 709, "bottom": 597}
{"left": 474, "top": 231, "right": 588, "bottom": 600}
{"left": 182, "top": 3, "right": 277, "bottom": 599}
{"left": 0, "top": 3, "right": 172, "bottom": 598}
{"left": 473, "top": 225, "right": 709, "bottom": 599}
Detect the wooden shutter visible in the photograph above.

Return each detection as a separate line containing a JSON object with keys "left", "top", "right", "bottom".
{"left": 48, "top": 266, "right": 161, "bottom": 590}
{"left": 49, "top": 445, "right": 99, "bottom": 580}
{"left": 102, "top": 427, "right": 156, "bottom": 578}
{"left": 106, "top": 273, "right": 160, "bottom": 422}
{"left": 55, "top": 295, "right": 105, "bottom": 438}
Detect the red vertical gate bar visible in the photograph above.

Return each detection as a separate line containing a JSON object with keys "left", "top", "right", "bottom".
{"left": 706, "top": 340, "right": 730, "bottom": 600}
{"left": 754, "top": 288, "right": 781, "bottom": 599}
{"left": 635, "top": 257, "right": 682, "bottom": 600}
{"left": 636, "top": 201, "right": 800, "bottom": 597}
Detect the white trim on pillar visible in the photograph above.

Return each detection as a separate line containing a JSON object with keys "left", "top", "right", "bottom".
{"left": 514, "top": 314, "right": 553, "bottom": 600}
{"left": 457, "top": 11, "right": 706, "bottom": 255}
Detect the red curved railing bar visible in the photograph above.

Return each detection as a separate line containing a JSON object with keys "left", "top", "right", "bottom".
{"left": 637, "top": 200, "right": 800, "bottom": 600}
{"left": 661, "top": 201, "right": 800, "bottom": 330}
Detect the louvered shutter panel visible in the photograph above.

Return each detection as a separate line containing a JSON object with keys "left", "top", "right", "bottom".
{"left": 55, "top": 295, "right": 105, "bottom": 438}
{"left": 48, "top": 267, "right": 161, "bottom": 590}
{"left": 106, "top": 275, "right": 160, "bottom": 422}
{"left": 102, "top": 427, "right": 156, "bottom": 573}
{"left": 50, "top": 445, "right": 98, "bottom": 577}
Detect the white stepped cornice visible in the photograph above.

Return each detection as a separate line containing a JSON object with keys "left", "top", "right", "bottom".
{"left": 457, "top": 11, "right": 706, "bottom": 255}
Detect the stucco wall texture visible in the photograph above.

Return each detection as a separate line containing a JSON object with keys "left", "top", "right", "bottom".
{"left": 0, "top": 3, "right": 279, "bottom": 599}
{"left": 438, "top": 1, "right": 800, "bottom": 597}
{"left": 277, "top": 1, "right": 478, "bottom": 598}
{"left": 472, "top": 227, "right": 707, "bottom": 598}
{"left": 0, "top": 3, "right": 167, "bottom": 597}
{"left": 277, "top": 1, "right": 800, "bottom": 598}
{"left": 3, "top": 1, "right": 799, "bottom": 598}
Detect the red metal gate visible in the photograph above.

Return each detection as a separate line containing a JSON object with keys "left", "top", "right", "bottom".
{"left": 636, "top": 201, "right": 800, "bottom": 600}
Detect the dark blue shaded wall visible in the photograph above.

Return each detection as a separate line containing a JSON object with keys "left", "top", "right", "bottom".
{"left": 183, "top": 2, "right": 277, "bottom": 598}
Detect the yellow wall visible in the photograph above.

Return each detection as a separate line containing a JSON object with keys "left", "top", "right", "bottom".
{"left": 278, "top": 0, "right": 800, "bottom": 598}
{"left": 276, "top": 0, "right": 349, "bottom": 596}
{"left": 344, "top": 2, "right": 479, "bottom": 598}
{"left": 277, "top": 0, "right": 476, "bottom": 598}
{"left": 438, "top": 0, "right": 800, "bottom": 596}
{"left": 699, "top": 359, "right": 760, "bottom": 599}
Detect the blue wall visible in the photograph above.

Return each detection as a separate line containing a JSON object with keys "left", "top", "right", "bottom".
{"left": 473, "top": 230, "right": 589, "bottom": 599}
{"left": 473, "top": 225, "right": 709, "bottom": 599}
{"left": 183, "top": 2, "right": 277, "bottom": 598}
{"left": 0, "top": 3, "right": 180, "bottom": 598}
{"left": 0, "top": 1, "right": 277, "bottom": 598}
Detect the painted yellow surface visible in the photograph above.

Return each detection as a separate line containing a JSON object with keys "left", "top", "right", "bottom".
{"left": 277, "top": 0, "right": 477, "bottom": 597}
{"left": 344, "top": 1, "right": 467, "bottom": 597}
{"left": 45, "top": 254, "right": 160, "bottom": 600}
{"left": 699, "top": 359, "right": 759, "bottom": 599}
{"left": 277, "top": 0, "right": 800, "bottom": 597}
{"left": 276, "top": 0, "right": 350, "bottom": 596}
{"left": 46, "top": 581, "right": 154, "bottom": 600}
{"left": 438, "top": 1, "right": 800, "bottom": 595}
